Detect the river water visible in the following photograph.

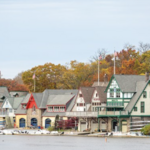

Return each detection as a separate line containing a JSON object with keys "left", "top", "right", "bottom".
{"left": 0, "top": 135, "right": 150, "bottom": 150}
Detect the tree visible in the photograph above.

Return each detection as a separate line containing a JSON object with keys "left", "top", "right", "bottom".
{"left": 138, "top": 42, "right": 150, "bottom": 53}
{"left": 0, "top": 79, "right": 28, "bottom": 91}
{"left": 13, "top": 72, "right": 24, "bottom": 84}
{"left": 22, "top": 63, "right": 67, "bottom": 92}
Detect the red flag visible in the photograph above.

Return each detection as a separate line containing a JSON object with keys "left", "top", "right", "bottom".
{"left": 32, "top": 73, "right": 35, "bottom": 79}
{"left": 99, "top": 55, "right": 102, "bottom": 60}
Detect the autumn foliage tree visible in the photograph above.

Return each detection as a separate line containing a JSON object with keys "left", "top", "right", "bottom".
{"left": 0, "top": 79, "right": 28, "bottom": 91}
{"left": 21, "top": 45, "right": 150, "bottom": 92}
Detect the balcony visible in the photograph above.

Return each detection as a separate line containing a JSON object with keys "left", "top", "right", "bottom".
{"left": 66, "top": 111, "right": 97, "bottom": 117}
{"left": 98, "top": 110, "right": 129, "bottom": 116}
{"left": 0, "top": 111, "right": 9, "bottom": 117}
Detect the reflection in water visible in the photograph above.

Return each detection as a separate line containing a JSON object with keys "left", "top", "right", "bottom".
{"left": 0, "top": 135, "right": 150, "bottom": 150}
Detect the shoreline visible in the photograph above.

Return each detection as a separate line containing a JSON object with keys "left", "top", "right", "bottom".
{"left": 0, "top": 129, "right": 150, "bottom": 138}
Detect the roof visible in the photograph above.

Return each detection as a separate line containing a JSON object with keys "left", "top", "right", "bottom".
{"left": 0, "top": 86, "right": 10, "bottom": 98}
{"left": 125, "top": 81, "right": 148, "bottom": 113}
{"left": 80, "top": 87, "right": 95, "bottom": 103}
{"left": 113, "top": 75, "right": 145, "bottom": 92}
{"left": 39, "top": 89, "right": 78, "bottom": 108}
{"left": 5, "top": 97, "right": 25, "bottom": 110}
{"left": 92, "top": 82, "right": 109, "bottom": 87}
{"left": 9, "top": 91, "right": 28, "bottom": 97}
{"left": 15, "top": 105, "right": 27, "bottom": 114}
{"left": 95, "top": 86, "right": 107, "bottom": 103}
{"left": 42, "top": 111, "right": 66, "bottom": 117}
{"left": 47, "top": 95, "right": 75, "bottom": 105}
{"left": 32, "top": 93, "right": 43, "bottom": 107}
{"left": 21, "top": 93, "right": 31, "bottom": 103}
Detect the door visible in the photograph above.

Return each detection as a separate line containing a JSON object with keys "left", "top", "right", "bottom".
{"left": 45, "top": 118, "right": 51, "bottom": 128}
{"left": 100, "top": 121, "right": 106, "bottom": 131}
{"left": 122, "top": 120, "right": 127, "bottom": 132}
{"left": 80, "top": 122, "right": 86, "bottom": 131}
{"left": 19, "top": 118, "right": 25, "bottom": 127}
{"left": 112, "top": 120, "right": 117, "bottom": 131}
{"left": 91, "top": 122, "right": 98, "bottom": 132}
{"left": 31, "top": 118, "right": 37, "bottom": 126}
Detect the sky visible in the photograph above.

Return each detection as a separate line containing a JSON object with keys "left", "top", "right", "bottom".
{"left": 0, "top": 0, "right": 150, "bottom": 79}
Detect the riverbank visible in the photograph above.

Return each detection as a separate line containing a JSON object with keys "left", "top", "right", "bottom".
{"left": 0, "top": 128, "right": 149, "bottom": 138}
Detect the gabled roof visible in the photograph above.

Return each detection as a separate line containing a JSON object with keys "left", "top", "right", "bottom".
{"left": 92, "top": 82, "right": 108, "bottom": 87}
{"left": 47, "top": 95, "right": 75, "bottom": 105}
{"left": 105, "top": 75, "right": 145, "bottom": 93}
{"left": 95, "top": 86, "right": 107, "bottom": 103}
{"left": 0, "top": 86, "right": 10, "bottom": 98}
{"left": 125, "top": 81, "right": 148, "bottom": 113}
{"left": 80, "top": 87, "right": 95, "bottom": 104}
{"left": 32, "top": 93, "right": 43, "bottom": 108}
{"left": 21, "top": 93, "right": 31, "bottom": 104}
{"left": 39, "top": 89, "right": 78, "bottom": 108}
{"left": 3, "top": 97, "right": 25, "bottom": 110}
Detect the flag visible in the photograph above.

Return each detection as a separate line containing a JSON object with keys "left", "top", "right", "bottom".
{"left": 114, "top": 51, "right": 117, "bottom": 57}
{"left": 99, "top": 55, "right": 102, "bottom": 60}
{"left": 32, "top": 73, "right": 35, "bottom": 79}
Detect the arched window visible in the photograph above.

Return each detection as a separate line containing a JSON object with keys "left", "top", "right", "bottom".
{"left": 45, "top": 118, "right": 51, "bottom": 128}
{"left": 31, "top": 118, "right": 37, "bottom": 127}
{"left": 19, "top": 118, "right": 25, "bottom": 127}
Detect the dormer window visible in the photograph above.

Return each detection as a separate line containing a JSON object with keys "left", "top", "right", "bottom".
{"left": 79, "top": 94, "right": 82, "bottom": 97}
{"left": 54, "top": 107, "right": 59, "bottom": 111}
{"left": 47, "top": 106, "right": 66, "bottom": 112}
{"left": 143, "top": 91, "right": 147, "bottom": 98}
{"left": 96, "top": 93, "right": 98, "bottom": 97}
{"left": 22, "top": 104, "right": 27, "bottom": 109}
{"left": 48, "top": 106, "right": 53, "bottom": 112}
{"left": 60, "top": 107, "right": 65, "bottom": 112}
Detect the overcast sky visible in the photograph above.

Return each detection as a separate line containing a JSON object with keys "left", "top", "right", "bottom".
{"left": 0, "top": 0, "right": 150, "bottom": 79}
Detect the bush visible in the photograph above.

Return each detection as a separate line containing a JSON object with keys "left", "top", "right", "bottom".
{"left": 47, "top": 126, "right": 55, "bottom": 131}
{"left": 141, "top": 124, "right": 150, "bottom": 135}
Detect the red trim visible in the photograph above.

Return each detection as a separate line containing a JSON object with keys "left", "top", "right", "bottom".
{"left": 26, "top": 93, "right": 39, "bottom": 109}
{"left": 47, "top": 105, "right": 66, "bottom": 112}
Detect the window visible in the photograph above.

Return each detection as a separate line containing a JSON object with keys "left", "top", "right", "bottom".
{"left": 96, "top": 93, "right": 98, "bottom": 97}
{"left": 143, "top": 91, "right": 147, "bottom": 98}
{"left": 116, "top": 89, "right": 120, "bottom": 98}
{"left": 141, "top": 102, "right": 145, "bottom": 113}
{"left": 48, "top": 106, "right": 53, "bottom": 112}
{"left": 22, "top": 104, "right": 27, "bottom": 109}
{"left": 60, "top": 107, "right": 65, "bottom": 112}
{"left": 54, "top": 107, "right": 59, "bottom": 112}
{"left": 9, "top": 109, "right": 12, "bottom": 113}
{"left": 110, "top": 89, "right": 114, "bottom": 97}
{"left": 116, "top": 92, "right": 120, "bottom": 98}
{"left": 79, "top": 94, "right": 82, "bottom": 97}
{"left": 77, "top": 103, "right": 85, "bottom": 106}
{"left": 134, "top": 107, "right": 137, "bottom": 111}
{"left": 110, "top": 92, "right": 114, "bottom": 98}
{"left": 32, "top": 106, "right": 36, "bottom": 112}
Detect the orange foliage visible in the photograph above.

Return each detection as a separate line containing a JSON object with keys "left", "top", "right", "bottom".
{"left": 0, "top": 79, "right": 29, "bottom": 91}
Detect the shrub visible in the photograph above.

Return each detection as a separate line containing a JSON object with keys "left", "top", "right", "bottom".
{"left": 47, "top": 126, "right": 55, "bottom": 131}
{"left": 141, "top": 124, "right": 150, "bottom": 135}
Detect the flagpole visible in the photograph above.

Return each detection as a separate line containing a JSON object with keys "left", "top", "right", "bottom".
{"left": 34, "top": 77, "right": 35, "bottom": 92}
{"left": 114, "top": 53, "right": 115, "bottom": 75}
{"left": 98, "top": 58, "right": 99, "bottom": 86}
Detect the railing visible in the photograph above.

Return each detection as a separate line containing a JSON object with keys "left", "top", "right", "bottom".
{"left": 0, "top": 111, "right": 9, "bottom": 116}
{"left": 66, "top": 111, "right": 97, "bottom": 117}
{"left": 98, "top": 111, "right": 129, "bottom": 116}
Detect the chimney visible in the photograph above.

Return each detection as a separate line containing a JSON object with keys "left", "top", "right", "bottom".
{"left": 145, "top": 72, "right": 149, "bottom": 82}
{"left": 104, "top": 74, "right": 108, "bottom": 85}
